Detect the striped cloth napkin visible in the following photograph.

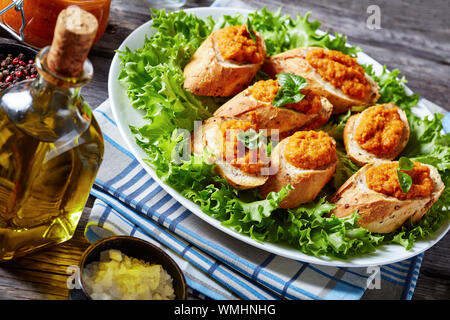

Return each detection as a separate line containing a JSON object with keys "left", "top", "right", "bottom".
{"left": 85, "top": 100, "right": 423, "bottom": 300}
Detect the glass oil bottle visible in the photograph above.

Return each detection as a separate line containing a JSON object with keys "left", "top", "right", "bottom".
{"left": 0, "top": 6, "right": 104, "bottom": 261}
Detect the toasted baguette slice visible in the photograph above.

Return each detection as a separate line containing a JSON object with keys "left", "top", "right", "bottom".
{"left": 259, "top": 135, "right": 338, "bottom": 208}
{"left": 343, "top": 103, "right": 410, "bottom": 166}
{"left": 330, "top": 161, "right": 444, "bottom": 233}
{"left": 183, "top": 29, "right": 266, "bottom": 97}
{"left": 213, "top": 86, "right": 333, "bottom": 135}
{"left": 192, "top": 117, "right": 268, "bottom": 190}
{"left": 263, "top": 47, "right": 380, "bottom": 114}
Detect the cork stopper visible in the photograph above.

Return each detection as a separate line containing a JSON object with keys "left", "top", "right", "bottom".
{"left": 47, "top": 6, "right": 99, "bottom": 78}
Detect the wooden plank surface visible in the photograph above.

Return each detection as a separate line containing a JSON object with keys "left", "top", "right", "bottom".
{"left": 0, "top": 0, "right": 448, "bottom": 300}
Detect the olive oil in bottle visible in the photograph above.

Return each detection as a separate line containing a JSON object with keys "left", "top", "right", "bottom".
{"left": 0, "top": 6, "right": 104, "bottom": 261}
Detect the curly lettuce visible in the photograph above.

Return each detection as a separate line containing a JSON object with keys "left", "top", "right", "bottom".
{"left": 118, "top": 8, "right": 450, "bottom": 258}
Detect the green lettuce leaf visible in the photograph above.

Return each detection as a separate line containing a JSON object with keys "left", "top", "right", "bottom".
{"left": 363, "top": 65, "right": 420, "bottom": 113}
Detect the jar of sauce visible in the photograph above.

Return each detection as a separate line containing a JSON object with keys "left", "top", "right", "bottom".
{"left": 0, "top": 0, "right": 111, "bottom": 48}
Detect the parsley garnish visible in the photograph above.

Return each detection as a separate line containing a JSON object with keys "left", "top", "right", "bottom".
{"left": 397, "top": 156, "right": 414, "bottom": 194}
{"left": 246, "top": 18, "right": 257, "bottom": 42}
{"left": 273, "top": 73, "right": 308, "bottom": 107}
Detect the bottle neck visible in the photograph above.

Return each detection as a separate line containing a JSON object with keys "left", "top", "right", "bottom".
{"left": 26, "top": 45, "right": 94, "bottom": 118}
{"left": 35, "top": 46, "right": 93, "bottom": 90}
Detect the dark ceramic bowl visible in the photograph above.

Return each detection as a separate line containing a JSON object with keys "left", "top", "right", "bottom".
{"left": 78, "top": 236, "right": 187, "bottom": 300}
{"left": 0, "top": 43, "right": 38, "bottom": 90}
{"left": 0, "top": 42, "right": 37, "bottom": 62}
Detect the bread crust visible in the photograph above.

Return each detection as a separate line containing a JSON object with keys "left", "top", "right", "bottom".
{"left": 192, "top": 117, "right": 268, "bottom": 190}
{"left": 259, "top": 135, "right": 338, "bottom": 208}
{"left": 329, "top": 161, "right": 444, "bottom": 233}
{"left": 343, "top": 103, "right": 410, "bottom": 166}
{"left": 183, "top": 30, "right": 266, "bottom": 97}
{"left": 262, "top": 47, "right": 380, "bottom": 114}
{"left": 213, "top": 86, "right": 333, "bottom": 134}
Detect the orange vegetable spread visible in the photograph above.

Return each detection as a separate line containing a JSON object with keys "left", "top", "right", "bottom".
{"left": 248, "top": 79, "right": 322, "bottom": 114}
{"left": 366, "top": 162, "right": 433, "bottom": 200}
{"left": 215, "top": 25, "right": 264, "bottom": 64}
{"left": 249, "top": 79, "right": 279, "bottom": 103}
{"left": 354, "top": 105, "right": 405, "bottom": 156}
{"left": 220, "top": 116, "right": 268, "bottom": 174}
{"left": 306, "top": 48, "right": 371, "bottom": 100}
{"left": 284, "top": 131, "right": 336, "bottom": 170}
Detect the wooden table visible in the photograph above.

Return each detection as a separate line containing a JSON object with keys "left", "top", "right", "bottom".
{"left": 0, "top": 0, "right": 449, "bottom": 300}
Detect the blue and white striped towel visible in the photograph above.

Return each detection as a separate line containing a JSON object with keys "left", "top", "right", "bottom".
{"left": 85, "top": 100, "right": 424, "bottom": 300}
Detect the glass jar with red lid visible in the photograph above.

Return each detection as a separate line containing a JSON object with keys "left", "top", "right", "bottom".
{"left": 0, "top": 0, "right": 111, "bottom": 48}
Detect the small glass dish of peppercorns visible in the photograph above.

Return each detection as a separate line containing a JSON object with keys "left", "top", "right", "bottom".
{"left": 0, "top": 43, "right": 38, "bottom": 92}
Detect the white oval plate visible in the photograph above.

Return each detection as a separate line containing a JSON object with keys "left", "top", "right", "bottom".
{"left": 108, "top": 7, "right": 450, "bottom": 267}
